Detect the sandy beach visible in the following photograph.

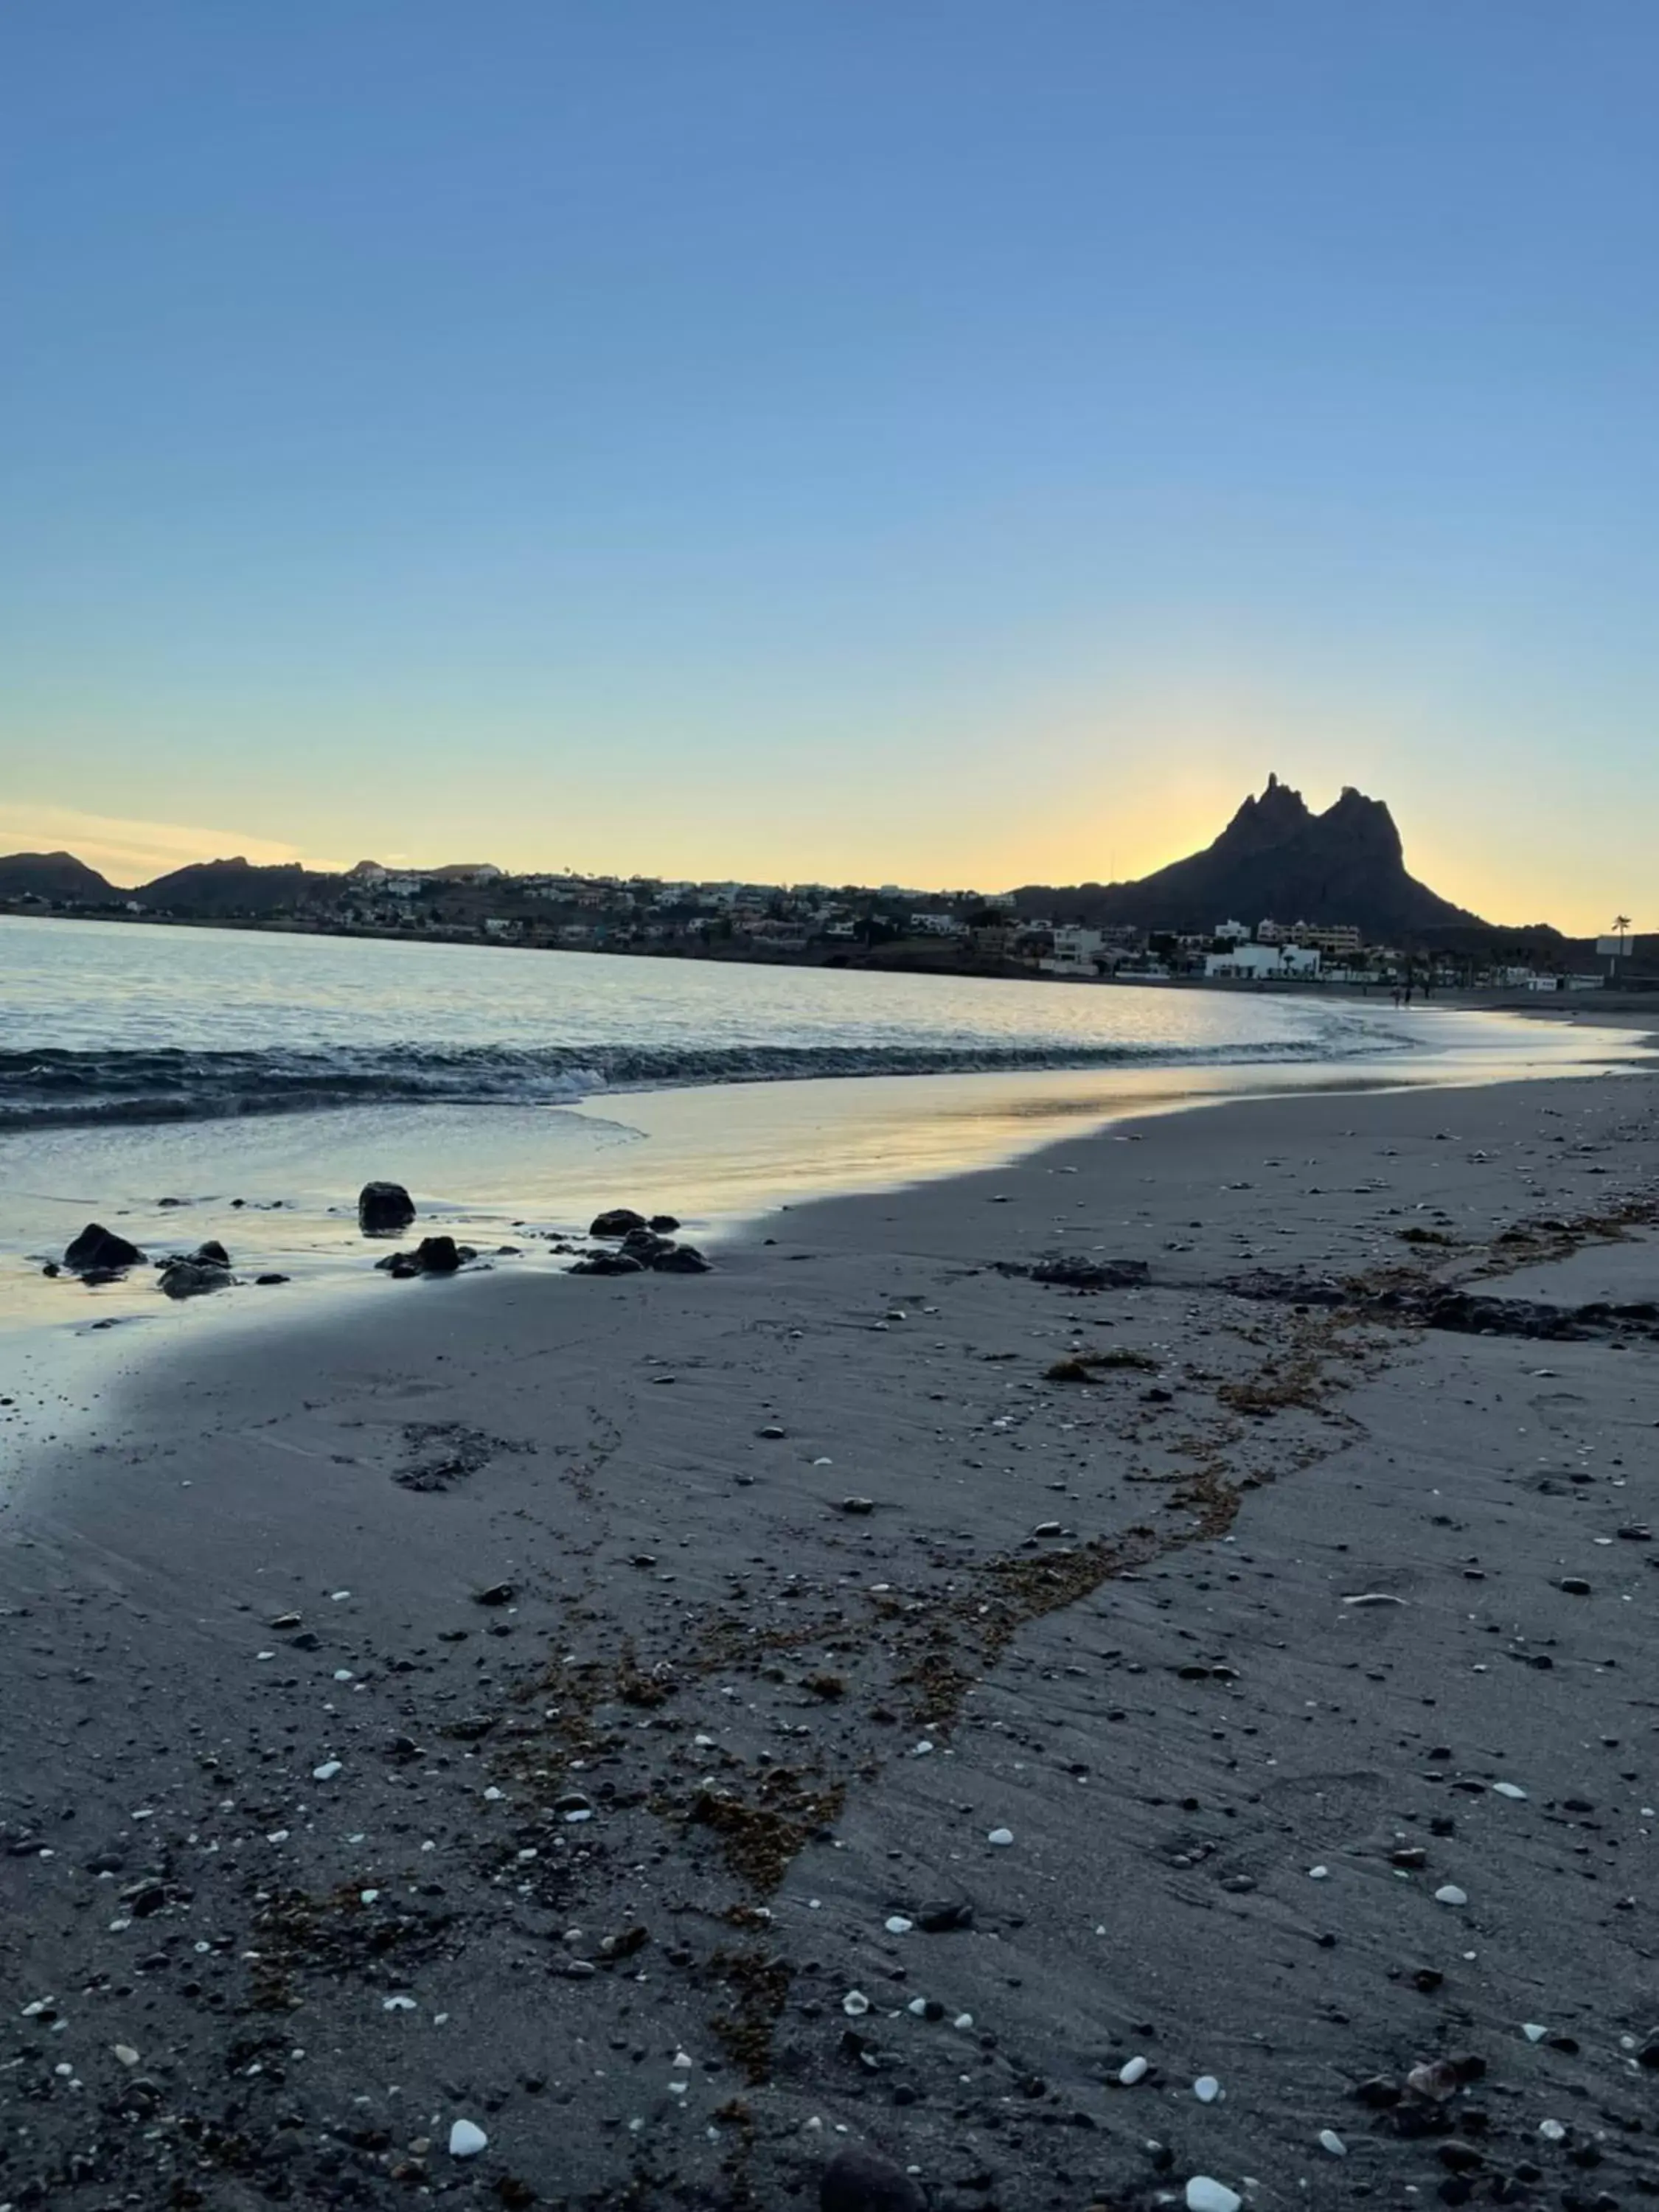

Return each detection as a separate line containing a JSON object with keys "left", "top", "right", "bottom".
{"left": 3, "top": 1058, "right": 1658, "bottom": 2212}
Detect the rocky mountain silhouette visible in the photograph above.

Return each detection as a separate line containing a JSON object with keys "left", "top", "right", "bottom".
{"left": 1018, "top": 776, "right": 1492, "bottom": 938}
{"left": 0, "top": 850, "right": 122, "bottom": 902}
{"left": 134, "top": 857, "right": 324, "bottom": 916}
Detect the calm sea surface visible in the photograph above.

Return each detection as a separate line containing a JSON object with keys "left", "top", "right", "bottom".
{"left": 0, "top": 915, "right": 1643, "bottom": 1340}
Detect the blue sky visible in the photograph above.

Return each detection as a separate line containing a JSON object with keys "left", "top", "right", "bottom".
{"left": 3, "top": 1, "right": 1655, "bottom": 926}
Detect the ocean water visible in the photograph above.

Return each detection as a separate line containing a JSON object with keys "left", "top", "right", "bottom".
{"left": 7, "top": 913, "right": 1414, "bottom": 1127}
{"left": 0, "top": 915, "right": 1643, "bottom": 1343}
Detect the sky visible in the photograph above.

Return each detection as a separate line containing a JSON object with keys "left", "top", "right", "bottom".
{"left": 2, "top": 2, "right": 1655, "bottom": 929}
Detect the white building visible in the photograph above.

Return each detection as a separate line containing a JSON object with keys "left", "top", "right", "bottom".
{"left": 1043, "top": 924, "right": 1106, "bottom": 975}
{"left": 1206, "top": 944, "right": 1321, "bottom": 980}
{"left": 1214, "top": 919, "right": 1252, "bottom": 945}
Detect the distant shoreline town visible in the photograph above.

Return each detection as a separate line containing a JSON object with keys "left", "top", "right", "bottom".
{"left": 3, "top": 776, "right": 1647, "bottom": 994}
{"left": 4, "top": 849, "right": 1650, "bottom": 999}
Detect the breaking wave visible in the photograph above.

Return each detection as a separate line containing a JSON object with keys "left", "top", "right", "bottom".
{"left": 0, "top": 1029, "right": 1414, "bottom": 1133}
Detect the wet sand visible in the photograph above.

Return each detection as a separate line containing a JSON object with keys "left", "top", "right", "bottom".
{"left": 2, "top": 1065, "right": 1658, "bottom": 2212}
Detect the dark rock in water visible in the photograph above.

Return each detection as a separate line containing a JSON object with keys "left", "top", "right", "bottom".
{"left": 255, "top": 1273, "right": 290, "bottom": 1286}
{"left": 590, "top": 1207, "right": 649, "bottom": 1238}
{"left": 358, "top": 1181, "right": 416, "bottom": 1237}
{"left": 649, "top": 1213, "right": 681, "bottom": 1233}
{"left": 159, "top": 1258, "right": 233, "bottom": 1300}
{"left": 192, "top": 1239, "right": 231, "bottom": 1266}
{"left": 654, "top": 1244, "right": 711, "bottom": 1273}
{"left": 570, "top": 1251, "right": 644, "bottom": 1276}
{"left": 376, "top": 1237, "right": 473, "bottom": 1278}
{"left": 64, "top": 1222, "right": 145, "bottom": 1273}
{"left": 820, "top": 2146, "right": 925, "bottom": 2212}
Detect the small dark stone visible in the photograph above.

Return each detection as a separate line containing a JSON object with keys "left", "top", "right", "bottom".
{"left": 654, "top": 1244, "right": 711, "bottom": 1273}
{"left": 358, "top": 1181, "right": 416, "bottom": 1237}
{"left": 414, "top": 1235, "right": 462, "bottom": 1274}
{"left": 64, "top": 1222, "right": 144, "bottom": 1273}
{"left": 570, "top": 1251, "right": 644, "bottom": 1276}
{"left": 819, "top": 2145, "right": 925, "bottom": 2212}
{"left": 192, "top": 1239, "right": 231, "bottom": 1265}
{"left": 473, "top": 1582, "right": 515, "bottom": 1607}
{"left": 648, "top": 1214, "right": 681, "bottom": 1233}
{"left": 1439, "top": 2143, "right": 1485, "bottom": 2173}
{"left": 1559, "top": 1577, "right": 1592, "bottom": 1596}
{"left": 255, "top": 1273, "right": 290, "bottom": 1286}
{"left": 590, "top": 1208, "right": 649, "bottom": 1238}
{"left": 1353, "top": 2075, "right": 1401, "bottom": 2108}
{"left": 158, "top": 1257, "right": 232, "bottom": 1300}
{"left": 916, "top": 1899, "right": 974, "bottom": 1933}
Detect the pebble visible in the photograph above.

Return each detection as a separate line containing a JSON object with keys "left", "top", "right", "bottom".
{"left": 842, "top": 1989, "right": 872, "bottom": 2017}
{"left": 448, "top": 2118, "right": 488, "bottom": 2157}
{"left": 1538, "top": 2118, "right": 1567, "bottom": 2143}
{"left": 884, "top": 1915, "right": 914, "bottom": 1935}
{"left": 1341, "top": 1591, "right": 1405, "bottom": 1606}
{"left": 1435, "top": 1884, "right": 1469, "bottom": 1906}
{"left": 1186, "top": 2180, "right": 1242, "bottom": 2212}
{"left": 987, "top": 1827, "right": 1014, "bottom": 1847}
{"left": 1194, "top": 2075, "right": 1220, "bottom": 2102}
{"left": 1119, "top": 2055, "right": 1149, "bottom": 2085}
{"left": 311, "top": 1760, "right": 342, "bottom": 1781}
{"left": 113, "top": 2044, "right": 139, "bottom": 2066}
{"left": 820, "top": 2145, "right": 925, "bottom": 2212}
{"left": 1523, "top": 2023, "right": 1548, "bottom": 2041}
{"left": 1318, "top": 2129, "right": 1347, "bottom": 2155}
{"left": 1492, "top": 1782, "right": 1528, "bottom": 1800}
{"left": 1308, "top": 1864, "right": 1330, "bottom": 1879}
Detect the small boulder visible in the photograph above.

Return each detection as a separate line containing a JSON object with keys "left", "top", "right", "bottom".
{"left": 358, "top": 1181, "right": 416, "bottom": 1237}
{"left": 192, "top": 1239, "right": 231, "bottom": 1266}
{"left": 820, "top": 2146, "right": 925, "bottom": 2212}
{"left": 64, "top": 1222, "right": 145, "bottom": 1273}
{"left": 570, "top": 1251, "right": 644, "bottom": 1276}
{"left": 648, "top": 1214, "right": 681, "bottom": 1233}
{"left": 590, "top": 1207, "right": 649, "bottom": 1238}
{"left": 620, "top": 1228, "right": 676, "bottom": 1265}
{"left": 414, "top": 1235, "right": 462, "bottom": 1275}
{"left": 654, "top": 1245, "right": 711, "bottom": 1273}
{"left": 159, "top": 1259, "right": 233, "bottom": 1300}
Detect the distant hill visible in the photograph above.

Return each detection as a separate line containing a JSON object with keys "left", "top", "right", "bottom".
{"left": 135, "top": 857, "right": 324, "bottom": 916}
{"left": 0, "top": 849, "right": 123, "bottom": 902}
{"left": 1015, "top": 776, "right": 1501, "bottom": 942}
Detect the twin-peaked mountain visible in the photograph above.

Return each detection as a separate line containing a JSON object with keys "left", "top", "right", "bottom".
{"left": 0, "top": 782, "right": 1545, "bottom": 944}
{"left": 1017, "top": 776, "right": 1492, "bottom": 938}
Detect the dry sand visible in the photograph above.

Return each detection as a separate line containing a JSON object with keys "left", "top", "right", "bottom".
{"left": 2, "top": 1065, "right": 1658, "bottom": 2212}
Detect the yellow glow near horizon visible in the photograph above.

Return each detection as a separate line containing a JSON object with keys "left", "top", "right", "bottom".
{"left": 1, "top": 791, "right": 1638, "bottom": 939}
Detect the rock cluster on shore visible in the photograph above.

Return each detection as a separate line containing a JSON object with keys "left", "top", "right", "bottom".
{"left": 570, "top": 1206, "right": 711, "bottom": 1275}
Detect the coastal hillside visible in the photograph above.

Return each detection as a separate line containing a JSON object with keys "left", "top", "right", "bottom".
{"left": 1016, "top": 776, "right": 1495, "bottom": 937}
{"left": 0, "top": 849, "right": 120, "bottom": 902}
{"left": 134, "top": 856, "right": 326, "bottom": 916}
